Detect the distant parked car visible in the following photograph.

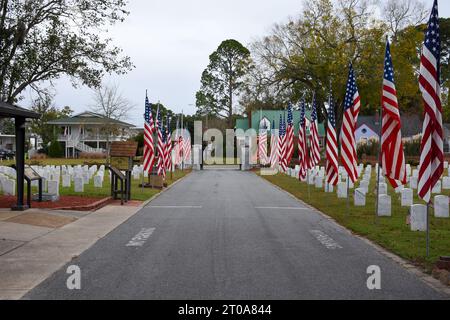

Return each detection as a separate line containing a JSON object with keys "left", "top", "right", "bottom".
{"left": 0, "top": 148, "right": 14, "bottom": 160}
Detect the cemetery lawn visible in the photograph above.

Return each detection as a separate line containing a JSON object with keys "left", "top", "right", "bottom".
{"left": 259, "top": 172, "right": 450, "bottom": 272}
{"left": 55, "top": 169, "right": 191, "bottom": 201}
{"left": 1, "top": 158, "right": 106, "bottom": 167}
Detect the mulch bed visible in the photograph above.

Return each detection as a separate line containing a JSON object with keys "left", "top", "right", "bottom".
{"left": 0, "top": 195, "right": 110, "bottom": 210}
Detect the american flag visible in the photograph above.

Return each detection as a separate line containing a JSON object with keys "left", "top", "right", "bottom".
{"left": 340, "top": 64, "right": 361, "bottom": 183}
{"left": 183, "top": 124, "right": 191, "bottom": 163}
{"left": 326, "top": 90, "right": 339, "bottom": 186}
{"left": 278, "top": 115, "right": 287, "bottom": 172}
{"left": 156, "top": 106, "right": 166, "bottom": 178}
{"left": 298, "top": 100, "right": 308, "bottom": 181}
{"left": 259, "top": 121, "right": 268, "bottom": 165}
{"left": 270, "top": 120, "right": 278, "bottom": 169}
{"left": 143, "top": 94, "right": 156, "bottom": 173}
{"left": 285, "top": 103, "right": 294, "bottom": 166}
{"left": 309, "top": 94, "right": 321, "bottom": 168}
{"left": 381, "top": 39, "right": 407, "bottom": 189}
{"left": 165, "top": 116, "right": 172, "bottom": 173}
{"left": 174, "top": 117, "right": 181, "bottom": 166}
{"left": 418, "top": 0, "right": 443, "bottom": 203}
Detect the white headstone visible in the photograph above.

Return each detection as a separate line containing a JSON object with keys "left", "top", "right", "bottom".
{"left": 443, "top": 177, "right": 450, "bottom": 190}
{"left": 379, "top": 182, "right": 388, "bottom": 195}
{"left": 2, "top": 178, "right": 15, "bottom": 196}
{"left": 401, "top": 188, "right": 413, "bottom": 207}
{"left": 47, "top": 180, "right": 59, "bottom": 196}
{"left": 94, "top": 175, "right": 103, "bottom": 188}
{"left": 412, "top": 169, "right": 419, "bottom": 178}
{"left": 434, "top": 195, "right": 449, "bottom": 218}
{"left": 354, "top": 188, "right": 366, "bottom": 206}
{"left": 410, "top": 204, "right": 427, "bottom": 231}
{"left": 378, "top": 195, "right": 391, "bottom": 217}
{"left": 74, "top": 177, "right": 84, "bottom": 193}
{"left": 337, "top": 182, "right": 347, "bottom": 198}
{"left": 409, "top": 176, "right": 418, "bottom": 189}
{"left": 315, "top": 176, "right": 323, "bottom": 189}
{"left": 432, "top": 181, "right": 442, "bottom": 194}
{"left": 359, "top": 180, "right": 369, "bottom": 194}
{"left": 324, "top": 182, "right": 334, "bottom": 193}
{"left": 62, "top": 175, "right": 71, "bottom": 188}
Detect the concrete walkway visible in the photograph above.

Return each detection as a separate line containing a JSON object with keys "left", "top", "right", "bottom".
{"left": 0, "top": 205, "right": 141, "bottom": 299}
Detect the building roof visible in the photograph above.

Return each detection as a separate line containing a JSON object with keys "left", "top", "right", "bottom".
{"left": 47, "top": 111, "right": 135, "bottom": 127}
{"left": 356, "top": 114, "right": 422, "bottom": 138}
{"left": 0, "top": 101, "right": 40, "bottom": 119}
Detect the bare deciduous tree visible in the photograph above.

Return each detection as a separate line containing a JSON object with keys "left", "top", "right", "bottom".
{"left": 90, "top": 83, "right": 135, "bottom": 155}
{"left": 382, "top": 0, "right": 427, "bottom": 39}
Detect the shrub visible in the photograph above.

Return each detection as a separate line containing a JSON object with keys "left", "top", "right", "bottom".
{"left": 79, "top": 152, "right": 106, "bottom": 159}
{"left": 404, "top": 139, "right": 421, "bottom": 156}
{"left": 48, "top": 140, "right": 64, "bottom": 158}
{"left": 30, "top": 153, "right": 47, "bottom": 160}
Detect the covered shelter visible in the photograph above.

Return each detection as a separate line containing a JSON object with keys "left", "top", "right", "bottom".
{"left": 0, "top": 101, "right": 40, "bottom": 211}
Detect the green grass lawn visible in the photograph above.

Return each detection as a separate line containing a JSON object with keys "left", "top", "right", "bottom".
{"left": 258, "top": 169, "right": 450, "bottom": 272}
{"left": 55, "top": 169, "right": 190, "bottom": 201}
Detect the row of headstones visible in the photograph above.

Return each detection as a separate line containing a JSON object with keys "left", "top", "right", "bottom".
{"left": 283, "top": 163, "right": 450, "bottom": 225}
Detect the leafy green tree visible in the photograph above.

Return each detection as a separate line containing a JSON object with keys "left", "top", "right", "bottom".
{"left": 0, "top": 0, "right": 133, "bottom": 103}
{"left": 196, "top": 39, "right": 253, "bottom": 126}
{"left": 29, "top": 94, "right": 73, "bottom": 152}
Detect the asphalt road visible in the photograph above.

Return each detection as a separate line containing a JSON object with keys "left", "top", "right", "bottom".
{"left": 25, "top": 169, "right": 447, "bottom": 299}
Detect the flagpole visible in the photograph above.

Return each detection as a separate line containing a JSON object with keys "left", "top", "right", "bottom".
{"left": 346, "top": 177, "right": 350, "bottom": 217}
{"left": 375, "top": 39, "right": 389, "bottom": 224}
{"left": 426, "top": 201, "right": 430, "bottom": 257}
{"left": 375, "top": 106, "right": 383, "bottom": 224}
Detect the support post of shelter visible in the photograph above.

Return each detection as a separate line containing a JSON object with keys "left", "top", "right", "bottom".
{"left": 12, "top": 117, "right": 28, "bottom": 211}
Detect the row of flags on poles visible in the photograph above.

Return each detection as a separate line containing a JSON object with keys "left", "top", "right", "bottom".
{"left": 143, "top": 93, "right": 191, "bottom": 179}
{"left": 257, "top": 0, "right": 442, "bottom": 204}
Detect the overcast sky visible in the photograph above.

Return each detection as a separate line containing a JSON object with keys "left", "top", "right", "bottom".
{"left": 22, "top": 0, "right": 450, "bottom": 128}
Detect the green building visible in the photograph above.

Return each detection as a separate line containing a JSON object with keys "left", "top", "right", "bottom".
{"left": 235, "top": 110, "right": 326, "bottom": 146}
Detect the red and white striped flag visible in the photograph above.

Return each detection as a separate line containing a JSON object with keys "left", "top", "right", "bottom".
{"left": 381, "top": 39, "right": 406, "bottom": 189}
{"left": 164, "top": 116, "right": 173, "bottom": 173}
{"left": 259, "top": 126, "right": 268, "bottom": 165}
{"left": 143, "top": 93, "right": 156, "bottom": 174}
{"left": 270, "top": 120, "right": 278, "bottom": 169}
{"left": 309, "top": 95, "right": 321, "bottom": 168}
{"left": 156, "top": 106, "right": 166, "bottom": 178}
{"left": 326, "top": 91, "right": 339, "bottom": 186}
{"left": 298, "top": 100, "right": 308, "bottom": 181}
{"left": 418, "top": 0, "right": 443, "bottom": 203}
{"left": 340, "top": 64, "right": 361, "bottom": 183}
{"left": 183, "top": 126, "right": 191, "bottom": 163}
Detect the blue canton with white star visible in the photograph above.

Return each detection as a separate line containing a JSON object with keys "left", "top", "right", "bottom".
{"left": 287, "top": 103, "right": 293, "bottom": 127}
{"left": 384, "top": 41, "right": 395, "bottom": 83}
{"left": 328, "top": 93, "right": 336, "bottom": 128}
{"left": 344, "top": 64, "right": 358, "bottom": 112}
{"left": 299, "top": 100, "right": 306, "bottom": 127}
{"left": 424, "top": 0, "right": 440, "bottom": 77}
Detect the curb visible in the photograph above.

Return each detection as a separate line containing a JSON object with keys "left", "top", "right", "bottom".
{"left": 50, "top": 197, "right": 112, "bottom": 212}
{"left": 256, "top": 173, "right": 450, "bottom": 298}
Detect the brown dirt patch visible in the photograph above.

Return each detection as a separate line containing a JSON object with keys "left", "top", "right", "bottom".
{"left": 6, "top": 212, "right": 76, "bottom": 228}
{"left": 0, "top": 195, "right": 107, "bottom": 210}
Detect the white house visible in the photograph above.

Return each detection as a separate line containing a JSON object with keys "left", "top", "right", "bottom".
{"left": 0, "top": 133, "right": 15, "bottom": 151}
{"left": 47, "top": 111, "right": 136, "bottom": 158}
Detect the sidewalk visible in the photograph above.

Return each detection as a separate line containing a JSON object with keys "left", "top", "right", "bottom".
{"left": 0, "top": 204, "right": 142, "bottom": 300}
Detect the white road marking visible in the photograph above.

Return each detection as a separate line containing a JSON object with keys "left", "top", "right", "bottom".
{"left": 126, "top": 228, "right": 155, "bottom": 247}
{"left": 148, "top": 206, "right": 203, "bottom": 209}
{"left": 310, "top": 230, "right": 343, "bottom": 250}
{"left": 255, "top": 206, "right": 308, "bottom": 210}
